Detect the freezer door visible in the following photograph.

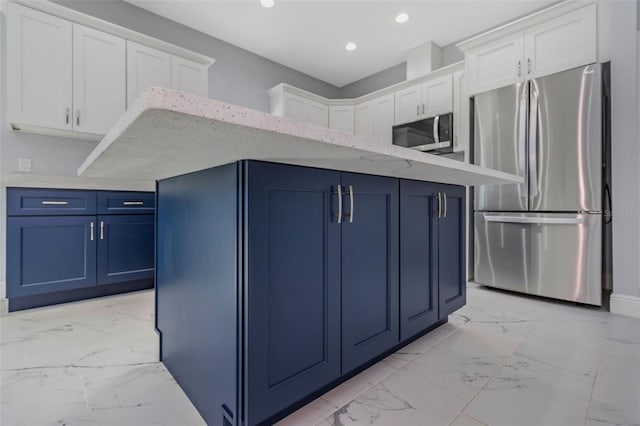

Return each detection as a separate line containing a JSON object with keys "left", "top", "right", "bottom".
{"left": 474, "top": 212, "right": 602, "bottom": 305}
{"left": 529, "top": 64, "right": 602, "bottom": 211}
{"left": 474, "top": 82, "right": 528, "bottom": 211}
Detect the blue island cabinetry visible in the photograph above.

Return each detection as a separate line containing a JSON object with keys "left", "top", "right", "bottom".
{"left": 156, "top": 161, "right": 466, "bottom": 426}
{"left": 6, "top": 188, "right": 155, "bottom": 311}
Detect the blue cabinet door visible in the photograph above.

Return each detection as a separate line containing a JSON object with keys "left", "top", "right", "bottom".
{"left": 97, "top": 215, "right": 155, "bottom": 285}
{"left": 7, "top": 216, "right": 97, "bottom": 297}
{"left": 341, "top": 173, "right": 399, "bottom": 374}
{"left": 245, "top": 161, "right": 341, "bottom": 426}
{"left": 399, "top": 179, "right": 440, "bottom": 341}
{"left": 438, "top": 184, "right": 466, "bottom": 318}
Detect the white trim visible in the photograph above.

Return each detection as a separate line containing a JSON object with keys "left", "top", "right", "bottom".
{"left": 610, "top": 293, "right": 640, "bottom": 318}
{"left": 9, "top": 0, "right": 215, "bottom": 66}
{"left": 456, "top": 0, "right": 596, "bottom": 51}
{"left": 0, "top": 282, "right": 5, "bottom": 302}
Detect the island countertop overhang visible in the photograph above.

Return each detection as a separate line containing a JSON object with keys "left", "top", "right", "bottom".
{"left": 78, "top": 87, "right": 522, "bottom": 186}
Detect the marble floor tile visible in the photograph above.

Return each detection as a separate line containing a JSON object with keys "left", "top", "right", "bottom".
{"left": 324, "top": 362, "right": 479, "bottom": 426}
{"left": 411, "top": 327, "right": 518, "bottom": 389}
{"left": 463, "top": 353, "right": 595, "bottom": 426}
{"left": 450, "top": 413, "right": 488, "bottom": 426}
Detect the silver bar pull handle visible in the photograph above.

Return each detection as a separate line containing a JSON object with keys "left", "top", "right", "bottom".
{"left": 529, "top": 82, "right": 539, "bottom": 202}
{"left": 433, "top": 115, "right": 440, "bottom": 144}
{"left": 517, "top": 82, "right": 528, "bottom": 199}
{"left": 348, "top": 185, "right": 354, "bottom": 223}
{"left": 416, "top": 105, "right": 420, "bottom": 116}
{"left": 517, "top": 60, "right": 522, "bottom": 77}
{"left": 443, "top": 192, "right": 448, "bottom": 218}
{"left": 422, "top": 104, "right": 425, "bottom": 115}
{"left": 65, "top": 108, "right": 70, "bottom": 124}
{"left": 123, "top": 201, "right": 144, "bottom": 206}
{"left": 527, "top": 58, "right": 532, "bottom": 74}
{"left": 90, "top": 222, "right": 95, "bottom": 241}
{"left": 42, "top": 200, "right": 69, "bottom": 205}
{"left": 437, "top": 192, "right": 442, "bottom": 218}
{"left": 335, "top": 185, "right": 342, "bottom": 224}
{"left": 76, "top": 109, "right": 80, "bottom": 126}
{"left": 100, "top": 221, "right": 104, "bottom": 240}
{"left": 484, "top": 215, "right": 584, "bottom": 225}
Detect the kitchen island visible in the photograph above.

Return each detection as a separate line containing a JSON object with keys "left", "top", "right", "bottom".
{"left": 79, "top": 88, "right": 520, "bottom": 426}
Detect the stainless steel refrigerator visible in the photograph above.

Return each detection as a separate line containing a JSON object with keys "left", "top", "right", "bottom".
{"left": 473, "top": 63, "right": 607, "bottom": 306}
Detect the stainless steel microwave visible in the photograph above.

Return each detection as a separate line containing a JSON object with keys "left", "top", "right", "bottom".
{"left": 392, "top": 113, "right": 453, "bottom": 154}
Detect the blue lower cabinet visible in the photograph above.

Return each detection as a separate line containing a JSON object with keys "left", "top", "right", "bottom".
{"left": 6, "top": 187, "right": 155, "bottom": 310}
{"left": 97, "top": 215, "right": 155, "bottom": 285}
{"left": 341, "top": 173, "right": 399, "bottom": 374}
{"left": 155, "top": 161, "right": 466, "bottom": 426}
{"left": 438, "top": 184, "right": 467, "bottom": 318}
{"left": 399, "top": 180, "right": 440, "bottom": 341}
{"left": 245, "top": 161, "right": 342, "bottom": 425}
{"left": 7, "top": 216, "right": 97, "bottom": 297}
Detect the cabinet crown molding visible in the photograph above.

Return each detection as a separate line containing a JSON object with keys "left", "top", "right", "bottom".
{"left": 8, "top": 0, "right": 215, "bottom": 67}
{"left": 456, "top": 0, "right": 596, "bottom": 52}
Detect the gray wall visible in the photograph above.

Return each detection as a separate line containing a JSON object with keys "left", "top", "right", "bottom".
{"left": 338, "top": 44, "right": 463, "bottom": 99}
{"left": 611, "top": 0, "right": 640, "bottom": 299}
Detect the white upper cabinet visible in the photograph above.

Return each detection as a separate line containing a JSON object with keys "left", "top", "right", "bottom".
{"left": 395, "top": 76, "right": 453, "bottom": 125}
{"left": 7, "top": 2, "right": 73, "bottom": 131}
{"left": 355, "top": 94, "right": 395, "bottom": 145}
{"left": 422, "top": 74, "right": 453, "bottom": 117}
{"left": 465, "top": 4, "right": 596, "bottom": 95}
{"left": 524, "top": 4, "right": 596, "bottom": 79}
{"left": 307, "top": 100, "right": 329, "bottom": 127}
{"left": 394, "top": 84, "right": 422, "bottom": 125}
{"left": 283, "top": 92, "right": 310, "bottom": 122}
{"left": 355, "top": 101, "right": 375, "bottom": 141}
{"left": 329, "top": 105, "right": 354, "bottom": 134}
{"left": 171, "top": 56, "right": 208, "bottom": 98}
{"left": 466, "top": 34, "right": 525, "bottom": 95}
{"left": 374, "top": 94, "right": 395, "bottom": 145}
{"left": 126, "top": 41, "right": 171, "bottom": 106}
{"left": 73, "top": 24, "right": 126, "bottom": 135}
{"left": 452, "top": 70, "right": 468, "bottom": 153}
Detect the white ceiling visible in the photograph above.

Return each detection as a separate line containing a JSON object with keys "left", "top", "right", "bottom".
{"left": 125, "top": 0, "right": 559, "bottom": 87}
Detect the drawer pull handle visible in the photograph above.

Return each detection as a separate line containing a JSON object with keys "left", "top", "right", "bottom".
{"left": 100, "top": 221, "right": 104, "bottom": 240}
{"left": 42, "top": 200, "right": 69, "bottom": 205}
{"left": 123, "top": 201, "right": 144, "bottom": 206}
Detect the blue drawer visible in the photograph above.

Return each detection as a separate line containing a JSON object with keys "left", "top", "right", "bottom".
{"left": 7, "top": 188, "right": 97, "bottom": 216}
{"left": 97, "top": 191, "right": 155, "bottom": 214}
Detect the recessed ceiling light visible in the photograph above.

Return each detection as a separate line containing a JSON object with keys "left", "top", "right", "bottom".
{"left": 345, "top": 42, "right": 357, "bottom": 51}
{"left": 260, "top": 0, "right": 274, "bottom": 8}
{"left": 395, "top": 12, "right": 409, "bottom": 24}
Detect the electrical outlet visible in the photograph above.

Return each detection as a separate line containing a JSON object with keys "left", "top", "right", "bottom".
{"left": 18, "top": 158, "right": 32, "bottom": 173}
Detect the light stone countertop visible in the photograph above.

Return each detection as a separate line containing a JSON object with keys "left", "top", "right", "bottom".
{"left": 2, "top": 173, "right": 155, "bottom": 192}
{"left": 78, "top": 87, "right": 522, "bottom": 186}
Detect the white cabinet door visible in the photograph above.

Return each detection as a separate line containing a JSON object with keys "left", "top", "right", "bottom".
{"left": 422, "top": 74, "right": 453, "bottom": 117}
{"left": 329, "top": 105, "right": 354, "bottom": 134}
{"left": 127, "top": 41, "right": 171, "bottom": 106}
{"left": 525, "top": 4, "right": 596, "bottom": 80}
{"left": 355, "top": 101, "right": 375, "bottom": 141}
{"left": 7, "top": 2, "right": 72, "bottom": 131}
{"left": 283, "top": 92, "right": 308, "bottom": 122}
{"left": 374, "top": 94, "right": 394, "bottom": 145}
{"left": 307, "top": 99, "right": 329, "bottom": 127}
{"left": 171, "top": 56, "right": 208, "bottom": 98}
{"left": 452, "top": 70, "right": 468, "bottom": 153}
{"left": 72, "top": 24, "right": 126, "bottom": 135}
{"left": 394, "top": 84, "right": 422, "bottom": 125}
{"left": 466, "top": 34, "right": 525, "bottom": 95}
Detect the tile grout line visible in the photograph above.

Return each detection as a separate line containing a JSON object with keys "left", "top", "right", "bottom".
{"left": 582, "top": 334, "right": 607, "bottom": 426}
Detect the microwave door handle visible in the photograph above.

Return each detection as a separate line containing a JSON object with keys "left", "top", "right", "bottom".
{"left": 433, "top": 115, "right": 440, "bottom": 144}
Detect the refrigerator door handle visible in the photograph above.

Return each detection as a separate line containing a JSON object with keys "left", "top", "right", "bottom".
{"left": 517, "top": 82, "right": 529, "bottom": 200}
{"left": 484, "top": 215, "right": 585, "bottom": 225}
{"left": 528, "top": 81, "right": 540, "bottom": 204}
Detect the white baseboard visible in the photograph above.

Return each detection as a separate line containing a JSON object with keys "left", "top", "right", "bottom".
{"left": 610, "top": 293, "right": 640, "bottom": 319}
